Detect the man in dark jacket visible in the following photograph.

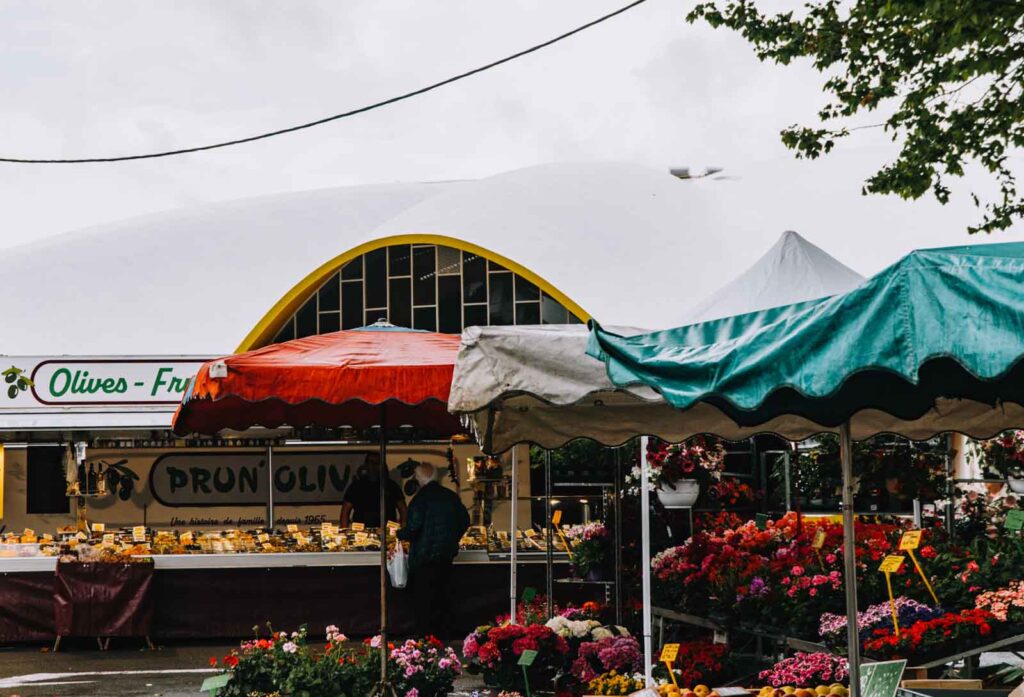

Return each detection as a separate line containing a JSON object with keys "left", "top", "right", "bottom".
{"left": 397, "top": 462, "right": 470, "bottom": 637}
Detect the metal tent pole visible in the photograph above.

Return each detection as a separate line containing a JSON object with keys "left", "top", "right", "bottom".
{"left": 266, "top": 444, "right": 274, "bottom": 529}
{"left": 510, "top": 445, "right": 519, "bottom": 623}
{"left": 614, "top": 446, "right": 623, "bottom": 626}
{"left": 639, "top": 436, "right": 653, "bottom": 686}
{"left": 376, "top": 405, "right": 391, "bottom": 694}
{"left": 545, "top": 450, "right": 554, "bottom": 619}
{"left": 839, "top": 423, "right": 861, "bottom": 697}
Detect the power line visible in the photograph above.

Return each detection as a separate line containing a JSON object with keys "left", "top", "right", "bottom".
{"left": 0, "top": 0, "right": 648, "bottom": 164}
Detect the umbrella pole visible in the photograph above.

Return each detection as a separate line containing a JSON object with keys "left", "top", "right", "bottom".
{"left": 510, "top": 445, "right": 518, "bottom": 623}
{"left": 375, "top": 404, "right": 394, "bottom": 696}
{"left": 639, "top": 436, "right": 653, "bottom": 687}
{"left": 840, "top": 422, "right": 861, "bottom": 697}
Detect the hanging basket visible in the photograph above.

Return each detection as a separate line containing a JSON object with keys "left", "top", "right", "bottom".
{"left": 656, "top": 479, "right": 700, "bottom": 508}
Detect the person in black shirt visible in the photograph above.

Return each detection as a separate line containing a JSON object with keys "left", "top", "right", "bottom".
{"left": 397, "top": 462, "right": 470, "bottom": 637}
{"left": 340, "top": 453, "right": 407, "bottom": 528}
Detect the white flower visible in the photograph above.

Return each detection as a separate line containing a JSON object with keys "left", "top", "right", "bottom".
{"left": 591, "top": 627, "right": 613, "bottom": 640}
{"left": 282, "top": 641, "right": 298, "bottom": 654}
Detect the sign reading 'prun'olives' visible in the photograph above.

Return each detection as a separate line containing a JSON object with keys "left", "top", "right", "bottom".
{"left": 148, "top": 451, "right": 369, "bottom": 507}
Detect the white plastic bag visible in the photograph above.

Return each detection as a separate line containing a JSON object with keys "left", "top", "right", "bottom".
{"left": 388, "top": 543, "right": 408, "bottom": 588}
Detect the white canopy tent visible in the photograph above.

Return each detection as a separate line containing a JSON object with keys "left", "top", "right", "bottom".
{"left": 449, "top": 230, "right": 868, "bottom": 685}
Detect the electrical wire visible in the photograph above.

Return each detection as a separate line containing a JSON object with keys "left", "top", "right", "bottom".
{"left": 0, "top": 0, "right": 648, "bottom": 164}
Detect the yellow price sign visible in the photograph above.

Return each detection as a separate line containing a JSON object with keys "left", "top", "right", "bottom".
{"left": 91, "top": 523, "right": 105, "bottom": 533}
{"left": 811, "top": 529, "right": 827, "bottom": 550}
{"left": 551, "top": 510, "right": 562, "bottom": 526}
{"left": 286, "top": 524, "right": 299, "bottom": 534}
{"left": 899, "top": 530, "right": 922, "bottom": 551}
{"left": 351, "top": 522, "right": 366, "bottom": 532}
{"left": 132, "top": 526, "right": 147, "bottom": 543}
{"left": 879, "top": 555, "right": 905, "bottom": 574}
{"left": 660, "top": 643, "right": 680, "bottom": 688}
{"left": 180, "top": 531, "right": 194, "bottom": 544}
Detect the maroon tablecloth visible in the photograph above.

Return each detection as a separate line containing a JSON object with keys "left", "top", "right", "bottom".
{"left": 53, "top": 561, "right": 154, "bottom": 638}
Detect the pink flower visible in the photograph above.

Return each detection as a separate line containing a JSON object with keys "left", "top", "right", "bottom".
{"left": 282, "top": 641, "right": 298, "bottom": 654}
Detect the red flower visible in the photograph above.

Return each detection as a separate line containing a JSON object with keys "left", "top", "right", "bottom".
{"left": 209, "top": 657, "right": 217, "bottom": 667}
{"left": 224, "top": 655, "right": 238, "bottom": 668}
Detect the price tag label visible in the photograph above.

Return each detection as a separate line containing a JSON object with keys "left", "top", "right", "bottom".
{"left": 22, "top": 528, "right": 35, "bottom": 537}
{"left": 257, "top": 533, "right": 270, "bottom": 544}
{"left": 879, "top": 555, "right": 905, "bottom": 574}
{"left": 524, "top": 528, "right": 537, "bottom": 538}
{"left": 351, "top": 522, "right": 365, "bottom": 532}
{"left": 551, "top": 510, "right": 562, "bottom": 526}
{"left": 812, "top": 529, "right": 827, "bottom": 549}
{"left": 41, "top": 533, "right": 53, "bottom": 542}
{"left": 180, "top": 531, "right": 194, "bottom": 544}
{"left": 387, "top": 521, "right": 400, "bottom": 532}
{"left": 518, "top": 649, "right": 538, "bottom": 667}
{"left": 1005, "top": 509, "right": 1024, "bottom": 531}
{"left": 713, "top": 630, "right": 728, "bottom": 645}
{"left": 659, "top": 643, "right": 680, "bottom": 663}
{"left": 91, "top": 523, "right": 105, "bottom": 533}
{"left": 286, "top": 524, "right": 299, "bottom": 534}
{"left": 899, "top": 530, "right": 922, "bottom": 551}
{"left": 75, "top": 531, "right": 88, "bottom": 541}
{"left": 755, "top": 513, "right": 769, "bottom": 530}
{"left": 261, "top": 542, "right": 274, "bottom": 552}
{"left": 132, "top": 526, "right": 147, "bottom": 543}
{"left": 102, "top": 533, "right": 115, "bottom": 544}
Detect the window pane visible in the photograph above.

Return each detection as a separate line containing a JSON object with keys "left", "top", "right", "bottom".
{"left": 489, "top": 272, "right": 514, "bottom": 325}
{"left": 515, "top": 302, "right": 540, "bottom": 325}
{"left": 366, "top": 308, "right": 388, "bottom": 325}
{"left": 389, "top": 244, "right": 411, "bottom": 276}
{"left": 464, "top": 304, "right": 487, "bottom": 328}
{"left": 296, "top": 295, "right": 318, "bottom": 337}
{"left": 389, "top": 277, "right": 411, "bottom": 328}
{"left": 541, "top": 293, "right": 568, "bottom": 324}
{"left": 488, "top": 259, "right": 508, "bottom": 272}
{"left": 365, "top": 248, "right": 387, "bottom": 309}
{"left": 27, "top": 446, "right": 70, "bottom": 514}
{"left": 568, "top": 312, "right": 582, "bottom": 324}
{"left": 319, "top": 312, "right": 340, "bottom": 333}
{"left": 413, "top": 307, "right": 437, "bottom": 332}
{"left": 515, "top": 276, "right": 539, "bottom": 302}
{"left": 463, "top": 253, "right": 486, "bottom": 303}
{"left": 342, "top": 281, "right": 363, "bottom": 329}
{"left": 275, "top": 319, "right": 296, "bottom": 343}
{"left": 436, "top": 245, "right": 461, "bottom": 275}
{"left": 413, "top": 246, "right": 436, "bottom": 306}
{"left": 438, "top": 276, "right": 462, "bottom": 333}
{"left": 318, "top": 273, "right": 340, "bottom": 312}
{"left": 341, "top": 257, "right": 363, "bottom": 280}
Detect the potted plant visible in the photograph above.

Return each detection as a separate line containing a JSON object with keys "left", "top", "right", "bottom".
{"left": 462, "top": 622, "right": 570, "bottom": 693}
{"left": 565, "top": 522, "right": 611, "bottom": 581}
{"left": 976, "top": 431, "right": 1024, "bottom": 493}
{"left": 630, "top": 437, "right": 725, "bottom": 508}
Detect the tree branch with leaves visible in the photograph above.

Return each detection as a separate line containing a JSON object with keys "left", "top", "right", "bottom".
{"left": 689, "top": 0, "right": 1024, "bottom": 233}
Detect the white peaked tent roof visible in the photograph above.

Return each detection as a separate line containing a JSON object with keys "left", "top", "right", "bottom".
{"left": 449, "top": 230, "right": 868, "bottom": 452}
{"left": 678, "top": 230, "right": 865, "bottom": 324}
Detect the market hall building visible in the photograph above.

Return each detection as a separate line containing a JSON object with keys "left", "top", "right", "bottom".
{"left": 0, "top": 162, "right": 862, "bottom": 642}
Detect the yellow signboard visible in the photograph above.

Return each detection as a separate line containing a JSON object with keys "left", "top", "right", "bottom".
{"left": 899, "top": 530, "right": 922, "bottom": 551}
{"left": 879, "top": 555, "right": 905, "bottom": 574}
{"left": 812, "top": 529, "right": 827, "bottom": 549}
{"left": 659, "top": 643, "right": 679, "bottom": 663}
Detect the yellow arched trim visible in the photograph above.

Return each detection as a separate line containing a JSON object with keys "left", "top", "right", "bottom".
{"left": 236, "top": 234, "right": 592, "bottom": 352}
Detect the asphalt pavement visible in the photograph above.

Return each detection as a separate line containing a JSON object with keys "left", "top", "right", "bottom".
{"left": 0, "top": 640, "right": 487, "bottom": 696}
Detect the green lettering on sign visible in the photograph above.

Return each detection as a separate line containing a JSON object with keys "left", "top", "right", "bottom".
{"left": 1005, "top": 509, "right": 1024, "bottom": 531}
{"left": 859, "top": 659, "right": 906, "bottom": 697}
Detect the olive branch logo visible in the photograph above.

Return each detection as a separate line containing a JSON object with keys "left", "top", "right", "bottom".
{"left": 3, "top": 366, "right": 33, "bottom": 400}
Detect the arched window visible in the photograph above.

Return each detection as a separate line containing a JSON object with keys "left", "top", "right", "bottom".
{"left": 272, "top": 243, "right": 580, "bottom": 343}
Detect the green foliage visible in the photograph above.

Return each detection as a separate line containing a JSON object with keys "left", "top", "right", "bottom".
{"left": 688, "top": 0, "right": 1024, "bottom": 234}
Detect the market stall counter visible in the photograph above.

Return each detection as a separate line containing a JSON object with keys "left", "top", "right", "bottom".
{"left": 0, "top": 529, "right": 570, "bottom": 643}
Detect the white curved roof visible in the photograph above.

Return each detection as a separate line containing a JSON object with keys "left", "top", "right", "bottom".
{"left": 3, "top": 158, "right": 1019, "bottom": 356}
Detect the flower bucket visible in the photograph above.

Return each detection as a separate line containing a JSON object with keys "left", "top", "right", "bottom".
{"left": 1008, "top": 477, "right": 1024, "bottom": 494}
{"left": 657, "top": 479, "right": 700, "bottom": 507}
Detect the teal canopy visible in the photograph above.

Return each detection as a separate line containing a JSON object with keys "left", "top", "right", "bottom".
{"left": 587, "top": 242, "right": 1024, "bottom": 438}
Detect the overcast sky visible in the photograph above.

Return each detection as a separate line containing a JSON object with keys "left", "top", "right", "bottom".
{"left": 0, "top": 0, "right": 1020, "bottom": 261}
